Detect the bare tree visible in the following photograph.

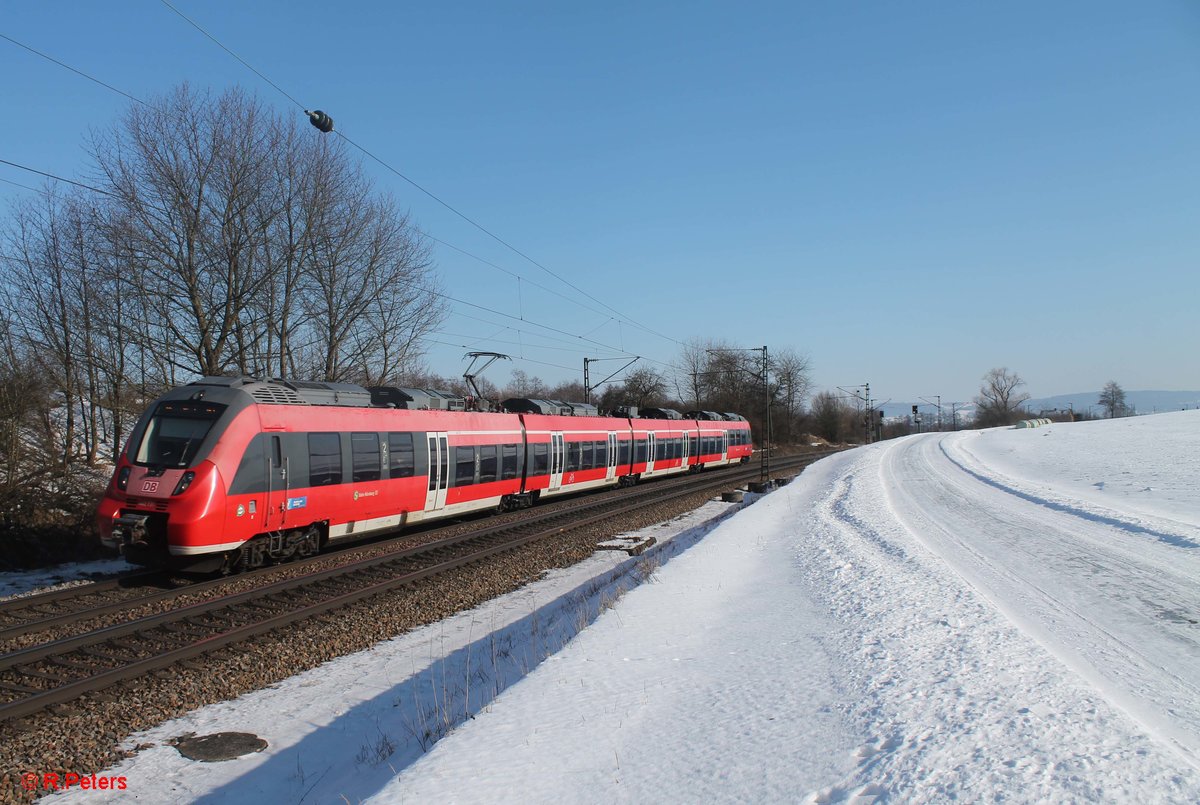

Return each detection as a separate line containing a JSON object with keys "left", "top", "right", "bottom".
{"left": 974, "top": 367, "right": 1029, "bottom": 427}
{"left": 621, "top": 366, "right": 669, "bottom": 408}
{"left": 1098, "top": 381, "right": 1128, "bottom": 418}
{"left": 90, "top": 84, "right": 444, "bottom": 383}
{"left": 810, "top": 390, "right": 848, "bottom": 443}
{"left": 505, "top": 369, "right": 548, "bottom": 399}
{"left": 93, "top": 85, "right": 275, "bottom": 375}
{"left": 772, "top": 347, "right": 812, "bottom": 441}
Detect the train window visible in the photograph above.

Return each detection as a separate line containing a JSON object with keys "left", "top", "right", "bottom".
{"left": 501, "top": 444, "right": 519, "bottom": 480}
{"left": 455, "top": 446, "right": 476, "bottom": 486}
{"left": 565, "top": 442, "right": 580, "bottom": 473}
{"left": 134, "top": 403, "right": 226, "bottom": 468}
{"left": 351, "top": 432, "right": 381, "bottom": 483}
{"left": 532, "top": 443, "right": 549, "bottom": 475}
{"left": 388, "top": 432, "right": 415, "bottom": 478}
{"left": 308, "top": 433, "right": 342, "bottom": 487}
{"left": 689, "top": 435, "right": 698, "bottom": 457}
{"left": 635, "top": 439, "right": 647, "bottom": 464}
{"left": 581, "top": 441, "right": 594, "bottom": 470}
{"left": 428, "top": 437, "right": 438, "bottom": 491}
{"left": 618, "top": 440, "right": 631, "bottom": 466}
{"left": 596, "top": 440, "right": 608, "bottom": 468}
{"left": 480, "top": 445, "right": 497, "bottom": 483}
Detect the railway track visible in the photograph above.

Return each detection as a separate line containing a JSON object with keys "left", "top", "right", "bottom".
{"left": 0, "top": 451, "right": 832, "bottom": 723}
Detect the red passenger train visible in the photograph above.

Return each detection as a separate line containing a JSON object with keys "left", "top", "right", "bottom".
{"left": 96, "top": 376, "right": 753, "bottom": 572}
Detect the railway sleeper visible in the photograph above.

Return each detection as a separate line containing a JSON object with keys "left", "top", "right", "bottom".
{"left": 14, "top": 665, "right": 72, "bottom": 683}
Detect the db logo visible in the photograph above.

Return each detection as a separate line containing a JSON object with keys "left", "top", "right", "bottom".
{"left": 141, "top": 480, "right": 160, "bottom": 493}
{"left": 21, "top": 773, "right": 37, "bottom": 790}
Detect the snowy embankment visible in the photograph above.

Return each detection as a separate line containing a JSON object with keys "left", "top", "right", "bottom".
{"left": 53, "top": 412, "right": 1200, "bottom": 803}
{"left": 0, "top": 559, "right": 132, "bottom": 601}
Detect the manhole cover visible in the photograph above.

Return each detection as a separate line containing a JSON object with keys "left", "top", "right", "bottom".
{"left": 172, "top": 732, "right": 268, "bottom": 762}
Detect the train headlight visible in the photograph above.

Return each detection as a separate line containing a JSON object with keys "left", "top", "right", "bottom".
{"left": 117, "top": 466, "right": 131, "bottom": 491}
{"left": 172, "top": 471, "right": 196, "bottom": 496}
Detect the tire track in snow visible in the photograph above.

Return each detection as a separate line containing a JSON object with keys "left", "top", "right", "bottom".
{"left": 942, "top": 433, "right": 1200, "bottom": 550}
{"left": 882, "top": 434, "right": 1200, "bottom": 771}
{"left": 796, "top": 441, "right": 1200, "bottom": 802}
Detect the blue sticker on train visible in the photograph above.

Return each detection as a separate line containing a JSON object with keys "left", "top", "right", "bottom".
{"left": 287, "top": 496, "right": 308, "bottom": 510}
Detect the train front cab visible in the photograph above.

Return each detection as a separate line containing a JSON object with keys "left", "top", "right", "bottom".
{"left": 97, "top": 386, "right": 259, "bottom": 572}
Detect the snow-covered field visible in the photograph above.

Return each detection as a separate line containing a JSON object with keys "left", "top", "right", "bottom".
{"left": 48, "top": 411, "right": 1200, "bottom": 803}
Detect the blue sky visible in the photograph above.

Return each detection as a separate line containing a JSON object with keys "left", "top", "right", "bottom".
{"left": 3, "top": 2, "right": 1198, "bottom": 403}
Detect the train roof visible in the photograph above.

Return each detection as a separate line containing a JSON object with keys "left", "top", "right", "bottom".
{"left": 182, "top": 377, "right": 469, "bottom": 410}
{"left": 501, "top": 398, "right": 600, "bottom": 417}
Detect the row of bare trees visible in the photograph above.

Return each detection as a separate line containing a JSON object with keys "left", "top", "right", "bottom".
{"left": 0, "top": 86, "right": 443, "bottom": 556}
{"left": 0, "top": 85, "right": 445, "bottom": 473}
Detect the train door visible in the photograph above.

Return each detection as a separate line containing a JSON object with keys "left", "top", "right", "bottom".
{"left": 680, "top": 429, "right": 689, "bottom": 469}
{"left": 549, "top": 432, "right": 565, "bottom": 491}
{"left": 647, "top": 432, "right": 656, "bottom": 473}
{"left": 265, "top": 434, "right": 287, "bottom": 530}
{"left": 605, "top": 432, "right": 617, "bottom": 481}
{"left": 722, "top": 431, "right": 729, "bottom": 463}
{"left": 425, "top": 432, "right": 449, "bottom": 511}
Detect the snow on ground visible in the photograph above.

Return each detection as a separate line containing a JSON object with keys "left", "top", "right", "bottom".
{"left": 53, "top": 412, "right": 1200, "bottom": 803}
{"left": 0, "top": 558, "right": 133, "bottom": 601}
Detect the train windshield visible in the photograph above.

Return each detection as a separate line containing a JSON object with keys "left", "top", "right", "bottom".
{"left": 134, "top": 401, "right": 227, "bottom": 468}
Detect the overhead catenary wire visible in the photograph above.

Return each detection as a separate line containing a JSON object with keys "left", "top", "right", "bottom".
{"left": 151, "top": 0, "right": 683, "bottom": 349}
{"left": 0, "top": 152, "right": 659, "bottom": 369}
{"left": 0, "top": 32, "right": 148, "bottom": 107}
{"left": 3, "top": 21, "right": 690, "bottom": 381}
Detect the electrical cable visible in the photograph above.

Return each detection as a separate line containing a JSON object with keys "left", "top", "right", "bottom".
{"left": 151, "top": 1, "right": 682, "bottom": 347}
{"left": 0, "top": 32, "right": 147, "bottom": 106}
{"left": 5, "top": 20, "right": 686, "bottom": 376}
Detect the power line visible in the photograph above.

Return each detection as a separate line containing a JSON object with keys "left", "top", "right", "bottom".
{"left": 0, "top": 175, "right": 44, "bottom": 195}
{"left": 157, "top": 0, "right": 305, "bottom": 110}
{"left": 0, "top": 32, "right": 147, "bottom": 106}
{"left": 6, "top": 17, "right": 687, "bottom": 377}
{"left": 334, "top": 130, "right": 679, "bottom": 346}
{"left": 425, "top": 340, "right": 578, "bottom": 374}
{"left": 154, "top": 1, "right": 682, "bottom": 348}
{"left": 0, "top": 158, "right": 114, "bottom": 197}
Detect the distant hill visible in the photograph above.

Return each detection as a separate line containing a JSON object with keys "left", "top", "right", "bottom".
{"left": 873, "top": 390, "right": 1200, "bottom": 423}
{"left": 1025, "top": 390, "right": 1200, "bottom": 416}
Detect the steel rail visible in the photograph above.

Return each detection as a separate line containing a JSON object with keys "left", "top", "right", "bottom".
{"left": 0, "top": 452, "right": 832, "bottom": 645}
{"left": 0, "top": 450, "right": 837, "bottom": 720}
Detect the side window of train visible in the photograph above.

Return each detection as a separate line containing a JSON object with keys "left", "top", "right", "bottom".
{"left": 618, "top": 439, "right": 631, "bottom": 466}
{"left": 596, "top": 440, "right": 608, "bottom": 468}
{"left": 308, "top": 432, "right": 342, "bottom": 487}
{"left": 532, "top": 442, "right": 549, "bottom": 475}
{"left": 388, "top": 432, "right": 415, "bottom": 478}
{"left": 229, "top": 433, "right": 268, "bottom": 494}
{"left": 480, "top": 445, "right": 498, "bottom": 483}
{"left": 352, "top": 432, "right": 381, "bottom": 483}
{"left": 455, "top": 445, "right": 476, "bottom": 486}
{"left": 501, "top": 443, "right": 519, "bottom": 480}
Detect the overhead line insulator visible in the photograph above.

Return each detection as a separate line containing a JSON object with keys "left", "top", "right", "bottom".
{"left": 305, "top": 109, "right": 334, "bottom": 133}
